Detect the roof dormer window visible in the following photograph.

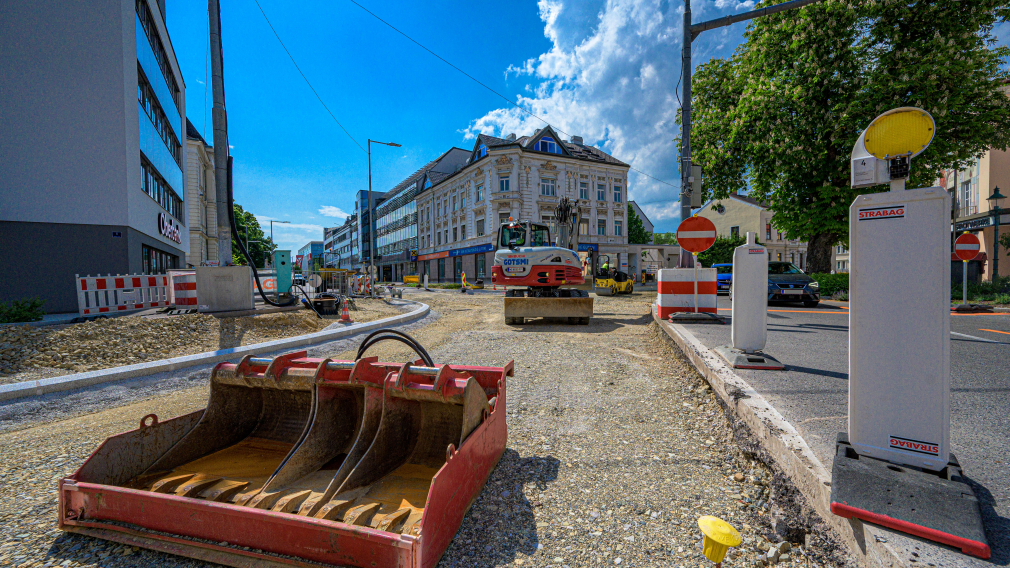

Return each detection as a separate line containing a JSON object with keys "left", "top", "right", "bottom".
{"left": 478, "top": 144, "right": 487, "bottom": 158}
{"left": 536, "top": 136, "right": 560, "bottom": 154}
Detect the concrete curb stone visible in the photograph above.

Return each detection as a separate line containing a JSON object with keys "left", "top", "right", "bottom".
{"left": 0, "top": 300, "right": 429, "bottom": 402}
{"left": 652, "top": 305, "right": 910, "bottom": 568}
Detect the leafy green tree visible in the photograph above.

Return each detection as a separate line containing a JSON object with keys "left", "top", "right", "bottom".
{"left": 627, "top": 204, "right": 652, "bottom": 244}
{"left": 689, "top": 0, "right": 1010, "bottom": 273}
{"left": 232, "top": 204, "right": 275, "bottom": 268}
{"left": 697, "top": 235, "right": 757, "bottom": 266}
{"left": 1000, "top": 231, "right": 1010, "bottom": 256}
{"left": 652, "top": 232, "right": 678, "bottom": 245}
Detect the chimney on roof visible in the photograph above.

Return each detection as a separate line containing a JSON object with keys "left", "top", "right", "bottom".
{"left": 571, "top": 135, "right": 583, "bottom": 145}
{"left": 505, "top": 133, "right": 516, "bottom": 142}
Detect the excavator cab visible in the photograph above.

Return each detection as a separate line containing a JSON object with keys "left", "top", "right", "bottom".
{"left": 499, "top": 220, "right": 551, "bottom": 249}
{"left": 593, "top": 254, "right": 633, "bottom": 296}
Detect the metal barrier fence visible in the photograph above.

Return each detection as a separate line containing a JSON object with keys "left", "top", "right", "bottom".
{"left": 75, "top": 273, "right": 170, "bottom": 316}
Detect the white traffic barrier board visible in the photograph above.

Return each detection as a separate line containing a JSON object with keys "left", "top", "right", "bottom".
{"left": 954, "top": 233, "right": 980, "bottom": 262}
{"left": 731, "top": 232, "right": 767, "bottom": 352}
{"left": 849, "top": 186, "right": 950, "bottom": 471}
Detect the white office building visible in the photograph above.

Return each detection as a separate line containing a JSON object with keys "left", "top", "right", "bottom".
{"left": 1, "top": 0, "right": 187, "bottom": 312}
{"left": 416, "top": 127, "right": 631, "bottom": 282}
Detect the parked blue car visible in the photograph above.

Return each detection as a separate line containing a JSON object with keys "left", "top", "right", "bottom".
{"left": 729, "top": 261, "right": 820, "bottom": 308}
{"left": 713, "top": 263, "right": 732, "bottom": 295}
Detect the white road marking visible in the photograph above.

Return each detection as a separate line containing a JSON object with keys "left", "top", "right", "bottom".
{"left": 950, "top": 331, "right": 1002, "bottom": 344}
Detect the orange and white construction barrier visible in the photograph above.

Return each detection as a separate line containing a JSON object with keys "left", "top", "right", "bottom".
{"left": 76, "top": 273, "right": 170, "bottom": 317}
{"left": 656, "top": 267, "right": 717, "bottom": 318}
{"left": 172, "top": 273, "right": 198, "bottom": 307}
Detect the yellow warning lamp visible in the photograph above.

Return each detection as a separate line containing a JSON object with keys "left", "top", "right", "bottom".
{"left": 698, "top": 516, "right": 742, "bottom": 565}
{"left": 863, "top": 107, "right": 935, "bottom": 160}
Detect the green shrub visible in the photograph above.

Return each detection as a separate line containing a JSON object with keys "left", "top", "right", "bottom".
{"left": 951, "top": 274, "right": 1010, "bottom": 303}
{"left": 0, "top": 297, "right": 46, "bottom": 323}
{"left": 809, "top": 273, "right": 849, "bottom": 296}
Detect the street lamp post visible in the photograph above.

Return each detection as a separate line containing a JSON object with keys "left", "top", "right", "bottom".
{"left": 368, "top": 139, "right": 402, "bottom": 298}
{"left": 269, "top": 220, "right": 290, "bottom": 266}
{"left": 988, "top": 186, "right": 1005, "bottom": 280}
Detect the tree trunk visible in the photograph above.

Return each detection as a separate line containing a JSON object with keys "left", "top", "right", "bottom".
{"left": 806, "top": 232, "right": 838, "bottom": 274}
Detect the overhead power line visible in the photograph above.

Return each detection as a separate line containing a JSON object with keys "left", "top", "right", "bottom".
{"left": 347, "top": 0, "right": 677, "bottom": 188}
{"left": 253, "top": 0, "right": 367, "bottom": 153}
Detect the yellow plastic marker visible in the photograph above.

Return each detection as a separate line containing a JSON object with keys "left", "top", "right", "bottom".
{"left": 698, "top": 515, "right": 742, "bottom": 565}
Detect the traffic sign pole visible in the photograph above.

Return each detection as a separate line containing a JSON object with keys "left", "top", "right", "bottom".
{"left": 693, "top": 253, "right": 698, "bottom": 313}
{"left": 963, "top": 260, "right": 968, "bottom": 307}
{"left": 954, "top": 232, "right": 981, "bottom": 308}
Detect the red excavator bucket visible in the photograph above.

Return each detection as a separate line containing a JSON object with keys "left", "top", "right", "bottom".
{"left": 59, "top": 349, "right": 512, "bottom": 568}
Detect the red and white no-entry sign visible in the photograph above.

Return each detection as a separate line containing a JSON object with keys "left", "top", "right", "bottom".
{"left": 954, "top": 233, "right": 981, "bottom": 262}
{"left": 677, "top": 216, "right": 717, "bottom": 253}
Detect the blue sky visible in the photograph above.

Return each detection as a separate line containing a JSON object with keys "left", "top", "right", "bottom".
{"left": 167, "top": 1, "right": 1009, "bottom": 253}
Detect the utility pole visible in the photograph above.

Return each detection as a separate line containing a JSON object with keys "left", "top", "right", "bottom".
{"left": 679, "top": 0, "right": 827, "bottom": 267}
{"left": 209, "top": 0, "right": 231, "bottom": 264}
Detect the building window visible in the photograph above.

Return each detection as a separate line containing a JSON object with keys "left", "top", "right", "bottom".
{"left": 477, "top": 219, "right": 485, "bottom": 236}
{"left": 138, "top": 68, "right": 182, "bottom": 165}
{"left": 135, "top": 0, "right": 180, "bottom": 110}
{"left": 437, "top": 232, "right": 441, "bottom": 245}
{"left": 579, "top": 182, "right": 589, "bottom": 200}
{"left": 427, "top": 207, "right": 430, "bottom": 221}
{"left": 478, "top": 144, "right": 487, "bottom": 158}
{"left": 142, "top": 244, "right": 178, "bottom": 274}
{"left": 436, "top": 203, "right": 441, "bottom": 217}
{"left": 444, "top": 230, "right": 448, "bottom": 244}
{"left": 477, "top": 254, "right": 485, "bottom": 278}
{"left": 765, "top": 224, "right": 771, "bottom": 241}
{"left": 499, "top": 213, "right": 510, "bottom": 226}
{"left": 461, "top": 225, "right": 466, "bottom": 240}
{"left": 536, "top": 136, "right": 560, "bottom": 154}
{"left": 461, "top": 192, "right": 466, "bottom": 209}
{"left": 597, "top": 220, "right": 607, "bottom": 236}
{"left": 730, "top": 226, "right": 740, "bottom": 238}
{"left": 614, "top": 221, "right": 623, "bottom": 237}
{"left": 453, "top": 195, "right": 457, "bottom": 212}
{"left": 476, "top": 185, "right": 484, "bottom": 202}
{"left": 579, "top": 219, "right": 589, "bottom": 236}
{"left": 453, "top": 227, "right": 458, "bottom": 242}
{"left": 141, "top": 156, "right": 183, "bottom": 220}
{"left": 614, "top": 185, "right": 622, "bottom": 203}
{"left": 500, "top": 178, "right": 510, "bottom": 192}
{"left": 540, "top": 178, "right": 556, "bottom": 197}
{"left": 778, "top": 252, "right": 782, "bottom": 261}
{"left": 438, "top": 257, "right": 445, "bottom": 280}
{"left": 597, "top": 184, "right": 606, "bottom": 201}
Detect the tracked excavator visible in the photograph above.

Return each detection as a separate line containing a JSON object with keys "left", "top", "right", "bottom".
{"left": 490, "top": 197, "right": 593, "bottom": 324}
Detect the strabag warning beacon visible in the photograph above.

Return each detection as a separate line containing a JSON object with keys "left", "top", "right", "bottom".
{"left": 831, "top": 107, "right": 990, "bottom": 559}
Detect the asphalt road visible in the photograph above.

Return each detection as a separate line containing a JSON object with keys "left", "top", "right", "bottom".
{"left": 683, "top": 297, "right": 1010, "bottom": 567}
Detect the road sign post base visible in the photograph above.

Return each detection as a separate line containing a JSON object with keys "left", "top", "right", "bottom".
{"left": 829, "top": 433, "right": 990, "bottom": 559}
{"left": 668, "top": 312, "right": 725, "bottom": 324}
{"left": 714, "top": 345, "right": 785, "bottom": 370}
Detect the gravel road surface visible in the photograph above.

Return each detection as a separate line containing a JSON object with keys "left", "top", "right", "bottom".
{"left": 0, "top": 291, "right": 853, "bottom": 568}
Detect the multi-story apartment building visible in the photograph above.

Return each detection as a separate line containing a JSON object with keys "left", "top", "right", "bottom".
{"left": 185, "top": 119, "right": 218, "bottom": 267}
{"left": 939, "top": 82, "right": 1010, "bottom": 281}
{"left": 697, "top": 193, "right": 834, "bottom": 270}
{"left": 1, "top": 0, "right": 187, "bottom": 312}
{"left": 416, "top": 127, "right": 631, "bottom": 283}
{"left": 353, "top": 190, "right": 384, "bottom": 273}
{"left": 323, "top": 215, "right": 359, "bottom": 269}
{"left": 374, "top": 148, "right": 470, "bottom": 282}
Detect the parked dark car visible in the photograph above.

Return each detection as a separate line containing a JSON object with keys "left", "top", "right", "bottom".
{"left": 767, "top": 262, "right": 819, "bottom": 307}
{"left": 729, "top": 261, "right": 820, "bottom": 307}
{"left": 713, "top": 263, "right": 732, "bottom": 295}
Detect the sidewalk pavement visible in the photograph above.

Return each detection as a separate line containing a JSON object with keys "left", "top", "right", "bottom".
{"left": 657, "top": 297, "right": 1010, "bottom": 568}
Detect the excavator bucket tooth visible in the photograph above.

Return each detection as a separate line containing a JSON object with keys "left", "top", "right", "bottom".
{"left": 59, "top": 347, "right": 513, "bottom": 568}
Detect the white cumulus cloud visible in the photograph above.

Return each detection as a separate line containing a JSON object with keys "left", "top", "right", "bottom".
{"left": 318, "top": 205, "right": 350, "bottom": 218}
{"left": 464, "top": 0, "right": 748, "bottom": 230}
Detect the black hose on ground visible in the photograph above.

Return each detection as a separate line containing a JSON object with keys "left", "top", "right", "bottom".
{"left": 355, "top": 329, "right": 434, "bottom": 366}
